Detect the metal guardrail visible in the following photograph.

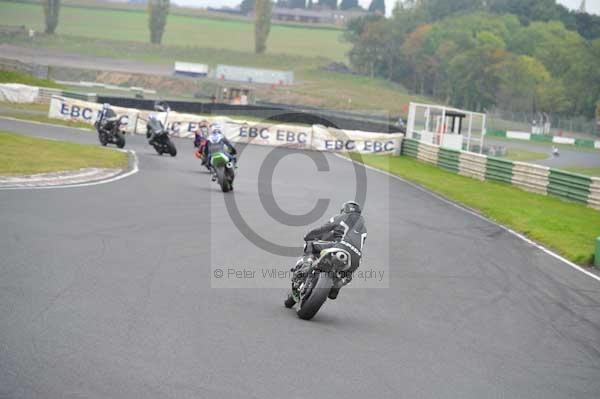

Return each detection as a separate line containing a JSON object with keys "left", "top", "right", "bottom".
{"left": 400, "top": 138, "right": 600, "bottom": 211}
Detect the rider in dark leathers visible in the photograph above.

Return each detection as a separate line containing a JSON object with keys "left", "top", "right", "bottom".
{"left": 299, "top": 201, "right": 367, "bottom": 299}
{"left": 95, "top": 103, "right": 118, "bottom": 135}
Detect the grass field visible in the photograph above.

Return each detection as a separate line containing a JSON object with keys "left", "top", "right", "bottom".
{"left": 0, "top": 101, "right": 93, "bottom": 129}
{"left": 0, "top": 1, "right": 350, "bottom": 61}
{"left": 353, "top": 154, "right": 600, "bottom": 265}
{"left": 0, "top": 131, "right": 127, "bottom": 175}
{"left": 0, "top": 70, "right": 65, "bottom": 89}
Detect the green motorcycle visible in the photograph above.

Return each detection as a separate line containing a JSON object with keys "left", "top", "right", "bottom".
{"left": 210, "top": 152, "right": 235, "bottom": 192}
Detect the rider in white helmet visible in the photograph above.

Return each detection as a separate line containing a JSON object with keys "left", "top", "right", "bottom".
{"left": 203, "top": 122, "right": 237, "bottom": 166}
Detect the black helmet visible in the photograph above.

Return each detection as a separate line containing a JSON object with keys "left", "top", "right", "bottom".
{"left": 154, "top": 100, "right": 169, "bottom": 112}
{"left": 341, "top": 201, "right": 361, "bottom": 214}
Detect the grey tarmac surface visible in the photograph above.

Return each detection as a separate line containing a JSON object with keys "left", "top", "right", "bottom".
{"left": 485, "top": 137, "right": 600, "bottom": 169}
{"left": 1, "top": 118, "right": 600, "bottom": 399}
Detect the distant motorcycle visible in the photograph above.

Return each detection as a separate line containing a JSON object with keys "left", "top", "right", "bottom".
{"left": 146, "top": 102, "right": 177, "bottom": 157}
{"left": 95, "top": 110, "right": 126, "bottom": 149}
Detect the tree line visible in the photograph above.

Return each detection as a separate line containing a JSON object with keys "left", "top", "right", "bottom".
{"left": 241, "top": 0, "right": 385, "bottom": 14}
{"left": 346, "top": 0, "right": 600, "bottom": 118}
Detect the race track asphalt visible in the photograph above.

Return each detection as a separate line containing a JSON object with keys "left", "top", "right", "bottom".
{"left": 1, "top": 118, "right": 599, "bottom": 399}
{"left": 486, "top": 137, "right": 600, "bottom": 169}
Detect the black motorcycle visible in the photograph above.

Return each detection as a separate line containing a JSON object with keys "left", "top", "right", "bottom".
{"left": 146, "top": 115, "right": 177, "bottom": 157}
{"left": 95, "top": 112, "right": 126, "bottom": 149}
{"left": 285, "top": 243, "right": 352, "bottom": 320}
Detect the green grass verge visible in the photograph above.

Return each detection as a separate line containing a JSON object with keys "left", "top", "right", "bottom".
{"left": 0, "top": 131, "right": 127, "bottom": 175}
{"left": 501, "top": 148, "right": 549, "bottom": 162}
{"left": 0, "top": 112, "right": 92, "bottom": 130}
{"left": 0, "top": 1, "right": 349, "bottom": 61}
{"left": 0, "top": 69, "right": 65, "bottom": 89}
{"left": 353, "top": 154, "right": 600, "bottom": 265}
{"left": 563, "top": 167, "right": 600, "bottom": 177}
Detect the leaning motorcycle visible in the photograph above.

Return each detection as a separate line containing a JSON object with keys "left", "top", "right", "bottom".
{"left": 285, "top": 244, "right": 352, "bottom": 320}
{"left": 95, "top": 115, "right": 126, "bottom": 148}
{"left": 209, "top": 151, "right": 235, "bottom": 192}
{"left": 146, "top": 116, "right": 177, "bottom": 157}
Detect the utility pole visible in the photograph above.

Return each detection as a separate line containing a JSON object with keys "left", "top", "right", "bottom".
{"left": 579, "top": 0, "right": 586, "bottom": 13}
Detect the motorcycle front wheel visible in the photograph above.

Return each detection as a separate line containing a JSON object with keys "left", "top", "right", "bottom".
{"left": 216, "top": 166, "right": 231, "bottom": 192}
{"left": 296, "top": 272, "right": 333, "bottom": 320}
{"left": 98, "top": 132, "right": 108, "bottom": 146}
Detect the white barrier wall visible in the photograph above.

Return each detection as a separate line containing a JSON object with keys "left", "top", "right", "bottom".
{"left": 552, "top": 136, "right": 576, "bottom": 145}
{"left": 506, "top": 131, "right": 531, "bottom": 140}
{"left": 48, "top": 96, "right": 403, "bottom": 155}
{"left": 0, "top": 83, "right": 39, "bottom": 103}
{"left": 48, "top": 96, "right": 139, "bottom": 133}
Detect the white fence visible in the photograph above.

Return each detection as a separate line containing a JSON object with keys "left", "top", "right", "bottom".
{"left": 48, "top": 96, "right": 402, "bottom": 155}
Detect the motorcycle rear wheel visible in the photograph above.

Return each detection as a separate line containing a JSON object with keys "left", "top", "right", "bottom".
{"left": 115, "top": 131, "right": 126, "bottom": 149}
{"left": 167, "top": 139, "right": 177, "bottom": 157}
{"left": 297, "top": 272, "right": 333, "bottom": 320}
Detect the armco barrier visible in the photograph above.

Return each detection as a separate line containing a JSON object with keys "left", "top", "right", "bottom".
{"left": 530, "top": 134, "right": 554, "bottom": 143}
{"left": 486, "top": 130, "right": 507, "bottom": 138}
{"left": 458, "top": 152, "right": 486, "bottom": 181}
{"left": 416, "top": 142, "right": 438, "bottom": 164}
{"left": 402, "top": 138, "right": 420, "bottom": 159}
{"left": 589, "top": 178, "right": 600, "bottom": 210}
{"left": 575, "top": 138, "right": 595, "bottom": 148}
{"left": 547, "top": 170, "right": 592, "bottom": 205}
{"left": 437, "top": 148, "right": 460, "bottom": 173}
{"left": 399, "top": 136, "right": 600, "bottom": 210}
{"left": 511, "top": 162, "right": 549, "bottom": 195}
{"left": 485, "top": 157, "right": 513, "bottom": 184}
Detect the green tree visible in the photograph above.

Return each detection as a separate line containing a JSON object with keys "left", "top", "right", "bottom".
{"left": 148, "top": 0, "right": 170, "bottom": 44}
{"left": 43, "top": 0, "right": 61, "bottom": 34}
{"left": 289, "top": 0, "right": 306, "bottom": 8}
{"left": 340, "top": 0, "right": 358, "bottom": 10}
{"left": 447, "top": 31, "right": 508, "bottom": 111}
{"left": 239, "top": 0, "right": 256, "bottom": 14}
{"left": 318, "top": 0, "right": 337, "bottom": 9}
{"left": 497, "top": 55, "right": 552, "bottom": 113}
{"left": 255, "top": 0, "right": 273, "bottom": 54}
{"left": 368, "top": 0, "right": 385, "bottom": 14}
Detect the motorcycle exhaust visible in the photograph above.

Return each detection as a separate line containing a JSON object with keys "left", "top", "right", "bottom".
{"left": 226, "top": 162, "right": 234, "bottom": 169}
{"left": 335, "top": 251, "right": 348, "bottom": 263}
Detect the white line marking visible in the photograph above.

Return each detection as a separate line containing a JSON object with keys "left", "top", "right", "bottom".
{"left": 335, "top": 154, "right": 600, "bottom": 283}
{"left": 0, "top": 149, "right": 139, "bottom": 190}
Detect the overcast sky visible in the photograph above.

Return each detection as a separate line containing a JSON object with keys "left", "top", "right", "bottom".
{"left": 172, "top": 0, "right": 599, "bottom": 16}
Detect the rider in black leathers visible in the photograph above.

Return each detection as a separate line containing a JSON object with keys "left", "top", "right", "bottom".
{"left": 95, "top": 103, "right": 118, "bottom": 135}
{"left": 299, "top": 201, "right": 367, "bottom": 299}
